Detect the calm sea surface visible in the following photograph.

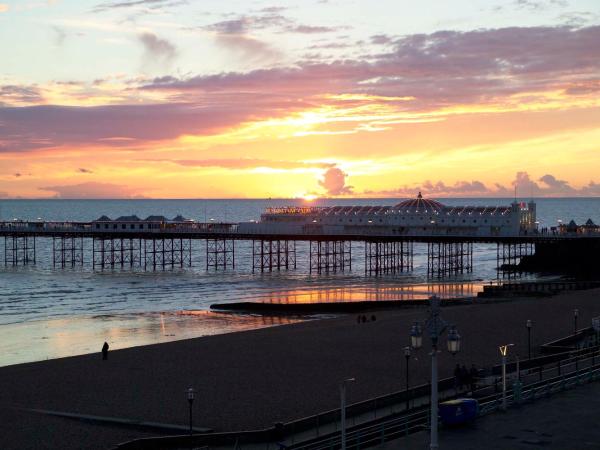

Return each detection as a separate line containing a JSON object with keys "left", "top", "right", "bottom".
{"left": 1, "top": 197, "right": 598, "bottom": 366}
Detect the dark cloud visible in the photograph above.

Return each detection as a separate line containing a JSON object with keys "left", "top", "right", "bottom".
{"left": 143, "top": 25, "right": 600, "bottom": 109}
{"left": 93, "top": 0, "right": 187, "bottom": 13}
{"left": 138, "top": 32, "right": 177, "bottom": 70}
{"left": 52, "top": 26, "right": 67, "bottom": 47}
{"left": 513, "top": 0, "right": 567, "bottom": 11}
{"left": 78, "top": 168, "right": 93, "bottom": 174}
{"left": 213, "top": 34, "right": 281, "bottom": 63}
{"left": 4, "top": 25, "right": 600, "bottom": 152}
{"left": 364, "top": 172, "right": 600, "bottom": 198}
{"left": 0, "top": 85, "right": 44, "bottom": 105}
{"left": 202, "top": 11, "right": 342, "bottom": 61}
{"left": 286, "top": 25, "right": 341, "bottom": 34}
{"left": 0, "top": 103, "right": 264, "bottom": 152}
{"left": 370, "top": 34, "right": 393, "bottom": 45}
{"left": 319, "top": 167, "right": 353, "bottom": 195}
{"left": 365, "top": 180, "right": 497, "bottom": 197}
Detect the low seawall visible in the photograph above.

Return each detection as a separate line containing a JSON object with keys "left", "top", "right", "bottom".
{"left": 210, "top": 298, "right": 473, "bottom": 314}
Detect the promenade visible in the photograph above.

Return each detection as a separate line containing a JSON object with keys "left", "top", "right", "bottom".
{"left": 2, "top": 288, "right": 600, "bottom": 449}
{"left": 393, "top": 380, "right": 600, "bottom": 449}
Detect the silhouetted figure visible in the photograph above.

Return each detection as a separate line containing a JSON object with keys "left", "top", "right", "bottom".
{"left": 460, "top": 365, "right": 469, "bottom": 391}
{"left": 371, "top": 315, "right": 376, "bottom": 322}
{"left": 469, "top": 364, "right": 478, "bottom": 391}
{"left": 102, "top": 341, "right": 109, "bottom": 360}
{"left": 357, "top": 315, "right": 361, "bottom": 324}
{"left": 454, "top": 364, "right": 462, "bottom": 391}
{"left": 361, "top": 315, "right": 367, "bottom": 323}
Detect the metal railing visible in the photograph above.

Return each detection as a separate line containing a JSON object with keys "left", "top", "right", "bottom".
{"left": 286, "top": 349, "right": 600, "bottom": 450}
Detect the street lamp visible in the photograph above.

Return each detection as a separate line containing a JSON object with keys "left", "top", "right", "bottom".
{"left": 340, "top": 378, "right": 355, "bottom": 450}
{"left": 526, "top": 320, "right": 532, "bottom": 359}
{"left": 187, "top": 387, "right": 196, "bottom": 436}
{"left": 574, "top": 309, "right": 579, "bottom": 334}
{"left": 409, "top": 295, "right": 461, "bottom": 450}
{"left": 499, "top": 344, "right": 514, "bottom": 411}
{"left": 404, "top": 346, "right": 411, "bottom": 412}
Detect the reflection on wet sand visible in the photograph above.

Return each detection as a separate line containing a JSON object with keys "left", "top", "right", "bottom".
{"left": 0, "top": 282, "right": 486, "bottom": 367}
{"left": 260, "top": 282, "right": 484, "bottom": 304}
{"left": 0, "top": 311, "right": 305, "bottom": 367}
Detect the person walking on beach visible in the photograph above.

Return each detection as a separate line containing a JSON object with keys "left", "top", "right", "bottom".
{"left": 102, "top": 341, "right": 109, "bottom": 360}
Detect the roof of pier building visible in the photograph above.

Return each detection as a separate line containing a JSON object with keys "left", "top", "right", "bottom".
{"left": 144, "top": 215, "right": 168, "bottom": 222}
{"left": 262, "top": 192, "right": 519, "bottom": 219}
{"left": 393, "top": 192, "right": 445, "bottom": 212}
{"left": 115, "top": 215, "right": 141, "bottom": 222}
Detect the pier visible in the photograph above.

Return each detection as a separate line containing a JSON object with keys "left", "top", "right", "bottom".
{"left": 2, "top": 218, "right": 599, "bottom": 277}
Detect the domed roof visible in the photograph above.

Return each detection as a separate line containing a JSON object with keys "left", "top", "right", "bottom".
{"left": 394, "top": 192, "right": 445, "bottom": 212}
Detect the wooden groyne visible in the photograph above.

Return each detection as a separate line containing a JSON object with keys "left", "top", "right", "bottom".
{"left": 477, "top": 281, "right": 600, "bottom": 298}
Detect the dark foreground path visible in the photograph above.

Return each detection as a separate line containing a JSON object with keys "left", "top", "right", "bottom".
{"left": 392, "top": 380, "right": 600, "bottom": 449}
{"left": 2, "top": 288, "right": 600, "bottom": 449}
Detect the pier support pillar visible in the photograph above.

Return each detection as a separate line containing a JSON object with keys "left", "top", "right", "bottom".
{"left": 4, "top": 235, "right": 36, "bottom": 265}
{"left": 365, "top": 240, "right": 413, "bottom": 275}
{"left": 141, "top": 238, "right": 192, "bottom": 270}
{"left": 252, "top": 240, "right": 296, "bottom": 273}
{"left": 93, "top": 237, "right": 143, "bottom": 270}
{"left": 497, "top": 241, "right": 535, "bottom": 276}
{"left": 309, "top": 240, "right": 351, "bottom": 274}
{"left": 53, "top": 235, "right": 84, "bottom": 268}
{"left": 427, "top": 241, "right": 473, "bottom": 278}
{"left": 206, "top": 239, "right": 234, "bottom": 270}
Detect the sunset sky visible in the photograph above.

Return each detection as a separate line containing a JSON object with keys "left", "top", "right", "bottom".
{"left": 1, "top": 0, "right": 600, "bottom": 199}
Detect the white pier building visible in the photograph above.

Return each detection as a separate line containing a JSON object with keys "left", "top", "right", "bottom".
{"left": 239, "top": 193, "right": 537, "bottom": 237}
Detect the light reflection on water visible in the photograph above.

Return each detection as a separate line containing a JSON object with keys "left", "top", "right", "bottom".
{"left": 0, "top": 311, "right": 305, "bottom": 367}
{"left": 258, "top": 282, "right": 484, "bottom": 304}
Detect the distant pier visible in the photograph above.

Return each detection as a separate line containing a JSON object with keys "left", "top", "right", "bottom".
{"left": 1, "top": 218, "right": 598, "bottom": 277}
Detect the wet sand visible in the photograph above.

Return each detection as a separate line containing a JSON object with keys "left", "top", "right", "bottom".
{"left": 2, "top": 288, "right": 600, "bottom": 450}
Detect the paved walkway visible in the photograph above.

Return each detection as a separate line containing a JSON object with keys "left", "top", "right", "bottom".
{"left": 385, "top": 380, "right": 600, "bottom": 449}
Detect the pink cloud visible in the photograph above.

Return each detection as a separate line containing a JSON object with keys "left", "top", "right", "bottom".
{"left": 168, "top": 158, "right": 333, "bottom": 170}
{"left": 319, "top": 167, "right": 353, "bottom": 195}
{"left": 363, "top": 172, "right": 600, "bottom": 198}
{"left": 39, "top": 182, "right": 147, "bottom": 199}
{"left": 2, "top": 25, "right": 600, "bottom": 152}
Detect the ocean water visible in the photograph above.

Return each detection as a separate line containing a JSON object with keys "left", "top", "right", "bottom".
{"left": 1, "top": 197, "right": 598, "bottom": 366}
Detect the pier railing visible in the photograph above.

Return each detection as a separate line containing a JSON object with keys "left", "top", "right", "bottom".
{"left": 2, "top": 219, "right": 600, "bottom": 241}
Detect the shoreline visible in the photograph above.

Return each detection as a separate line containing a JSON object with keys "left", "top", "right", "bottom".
{"left": 0, "top": 278, "right": 489, "bottom": 368}
{"left": 3, "top": 288, "right": 600, "bottom": 449}
{"left": 0, "top": 310, "right": 311, "bottom": 368}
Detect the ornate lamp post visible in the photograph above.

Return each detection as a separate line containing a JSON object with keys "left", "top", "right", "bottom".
{"left": 187, "top": 387, "right": 196, "bottom": 436}
{"left": 410, "top": 296, "right": 461, "bottom": 450}
{"left": 574, "top": 309, "right": 579, "bottom": 334}
{"left": 404, "top": 346, "right": 411, "bottom": 412}
{"left": 526, "top": 320, "right": 532, "bottom": 359}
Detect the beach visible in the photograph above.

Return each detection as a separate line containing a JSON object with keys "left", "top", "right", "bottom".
{"left": 2, "top": 288, "right": 600, "bottom": 449}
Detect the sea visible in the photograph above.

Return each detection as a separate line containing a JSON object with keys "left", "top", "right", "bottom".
{"left": 1, "top": 197, "right": 598, "bottom": 367}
